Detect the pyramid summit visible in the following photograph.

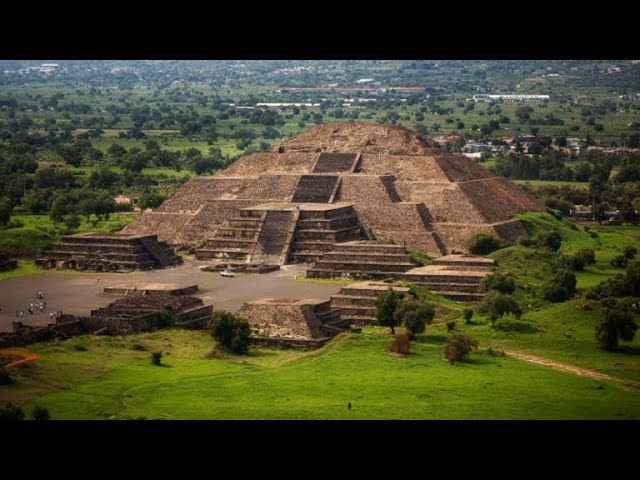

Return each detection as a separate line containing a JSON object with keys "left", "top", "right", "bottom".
{"left": 123, "top": 122, "right": 543, "bottom": 262}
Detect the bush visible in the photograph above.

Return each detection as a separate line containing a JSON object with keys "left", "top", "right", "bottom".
{"left": 210, "top": 310, "right": 251, "bottom": 355}
{"left": 611, "top": 255, "right": 627, "bottom": 268}
{"left": 158, "top": 306, "right": 176, "bottom": 328}
{"left": 481, "top": 272, "right": 516, "bottom": 294}
{"left": 407, "top": 248, "right": 432, "bottom": 266}
{"left": 481, "top": 292, "right": 522, "bottom": 328}
{"left": 151, "top": 351, "right": 163, "bottom": 365}
{"left": 393, "top": 298, "right": 435, "bottom": 339}
{"left": 444, "top": 333, "right": 479, "bottom": 364}
{"left": 463, "top": 308, "right": 474, "bottom": 324}
{"left": 517, "top": 235, "right": 534, "bottom": 247}
{"left": 623, "top": 246, "right": 637, "bottom": 260}
{"left": 589, "top": 231, "right": 599, "bottom": 238}
{"left": 31, "top": 406, "right": 51, "bottom": 420}
{"left": 389, "top": 332, "right": 410, "bottom": 355}
{"left": 0, "top": 402, "right": 25, "bottom": 421}
{"left": 468, "top": 234, "right": 504, "bottom": 255}
{"left": 446, "top": 321, "right": 456, "bottom": 332}
{"left": 596, "top": 301, "right": 639, "bottom": 351}
{"left": 535, "top": 230, "right": 562, "bottom": 251}
{"left": 375, "top": 290, "right": 404, "bottom": 334}
{"left": 0, "top": 367, "right": 14, "bottom": 385}
{"left": 541, "top": 270, "right": 577, "bottom": 302}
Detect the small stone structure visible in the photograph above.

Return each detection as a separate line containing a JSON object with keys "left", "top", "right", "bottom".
{"left": 330, "top": 281, "right": 410, "bottom": 325}
{"left": 36, "top": 232, "right": 181, "bottom": 272}
{"left": 306, "top": 240, "right": 416, "bottom": 279}
{"left": 401, "top": 254, "right": 495, "bottom": 302}
{"left": 0, "top": 293, "right": 212, "bottom": 348}
{"left": 104, "top": 283, "right": 198, "bottom": 296}
{"left": 237, "top": 298, "right": 352, "bottom": 347}
{"left": 0, "top": 253, "right": 17, "bottom": 272}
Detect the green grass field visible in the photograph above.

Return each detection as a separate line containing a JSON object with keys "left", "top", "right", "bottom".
{"left": 513, "top": 180, "right": 590, "bottom": 190}
{"left": 4, "top": 328, "right": 638, "bottom": 420}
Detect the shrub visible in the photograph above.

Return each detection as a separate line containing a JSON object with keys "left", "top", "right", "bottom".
{"left": 535, "top": 230, "right": 562, "bottom": 251}
{"left": 31, "top": 406, "right": 51, "bottom": 420}
{"left": 0, "top": 367, "right": 14, "bottom": 385}
{"left": 73, "top": 344, "right": 87, "bottom": 352}
{"left": 589, "top": 231, "right": 599, "bottom": 238}
{"left": 541, "top": 270, "right": 577, "bottom": 302}
{"left": 468, "top": 234, "right": 504, "bottom": 255}
{"left": 446, "top": 321, "right": 456, "bottom": 332}
{"left": 158, "top": 306, "right": 176, "bottom": 328}
{"left": 407, "top": 248, "right": 432, "bottom": 266}
{"left": 151, "top": 351, "right": 163, "bottom": 365}
{"left": 0, "top": 402, "right": 25, "bottom": 421}
{"left": 210, "top": 310, "right": 251, "bottom": 355}
{"left": 393, "top": 298, "right": 435, "bottom": 339}
{"left": 375, "top": 290, "right": 404, "bottom": 334}
{"left": 444, "top": 333, "right": 479, "bottom": 364}
{"left": 389, "top": 332, "right": 410, "bottom": 355}
{"left": 481, "top": 292, "right": 522, "bottom": 328}
{"left": 596, "top": 301, "right": 639, "bottom": 351}
{"left": 611, "top": 255, "right": 627, "bottom": 268}
{"left": 623, "top": 246, "right": 637, "bottom": 260}
{"left": 132, "top": 343, "right": 147, "bottom": 351}
{"left": 481, "top": 272, "right": 516, "bottom": 294}
{"left": 463, "top": 308, "right": 474, "bottom": 324}
{"left": 517, "top": 235, "right": 534, "bottom": 247}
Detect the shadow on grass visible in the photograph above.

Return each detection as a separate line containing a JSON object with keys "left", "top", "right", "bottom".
{"left": 420, "top": 334, "right": 449, "bottom": 344}
{"left": 497, "top": 319, "right": 544, "bottom": 334}
{"left": 617, "top": 345, "right": 640, "bottom": 356}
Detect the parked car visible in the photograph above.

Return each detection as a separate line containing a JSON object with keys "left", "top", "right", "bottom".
{"left": 220, "top": 269, "right": 234, "bottom": 277}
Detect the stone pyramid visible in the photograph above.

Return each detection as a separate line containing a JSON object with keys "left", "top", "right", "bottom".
{"left": 122, "top": 123, "right": 543, "bottom": 262}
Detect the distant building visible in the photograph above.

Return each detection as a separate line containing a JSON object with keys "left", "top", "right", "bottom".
{"left": 472, "top": 94, "right": 550, "bottom": 103}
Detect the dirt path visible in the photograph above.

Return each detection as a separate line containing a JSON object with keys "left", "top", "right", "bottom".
{"left": 506, "top": 350, "right": 640, "bottom": 388}
{"left": 0, "top": 348, "right": 38, "bottom": 369}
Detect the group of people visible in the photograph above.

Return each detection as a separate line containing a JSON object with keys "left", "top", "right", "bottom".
{"left": 12, "top": 291, "right": 63, "bottom": 321}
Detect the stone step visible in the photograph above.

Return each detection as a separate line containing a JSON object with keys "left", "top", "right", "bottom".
{"left": 416, "top": 282, "right": 483, "bottom": 293}
{"left": 294, "top": 227, "right": 363, "bottom": 242}
{"left": 307, "top": 269, "right": 401, "bottom": 279}
{"left": 290, "top": 252, "right": 327, "bottom": 263}
{"left": 333, "top": 305, "right": 376, "bottom": 316}
{"left": 338, "top": 314, "right": 376, "bottom": 325}
{"left": 331, "top": 244, "right": 408, "bottom": 255}
{"left": 403, "top": 274, "right": 483, "bottom": 285}
{"left": 320, "top": 252, "right": 413, "bottom": 263}
{"left": 312, "top": 261, "right": 416, "bottom": 273}
{"left": 296, "top": 215, "right": 360, "bottom": 230}
{"left": 195, "top": 249, "right": 250, "bottom": 261}
{"left": 203, "top": 238, "right": 256, "bottom": 249}
{"left": 331, "top": 294, "right": 377, "bottom": 307}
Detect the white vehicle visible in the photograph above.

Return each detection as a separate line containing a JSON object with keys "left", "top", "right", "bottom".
{"left": 219, "top": 269, "right": 234, "bottom": 277}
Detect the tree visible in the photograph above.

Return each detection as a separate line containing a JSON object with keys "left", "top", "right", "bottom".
{"left": 481, "top": 272, "right": 516, "bottom": 294}
{"left": 0, "top": 402, "right": 25, "bottom": 421}
{"left": 444, "top": 333, "right": 479, "bottom": 364}
{"left": 468, "top": 234, "right": 503, "bottom": 255}
{"left": 210, "top": 310, "right": 251, "bottom": 354}
{"left": 375, "top": 290, "right": 404, "bottom": 334}
{"left": 394, "top": 298, "right": 435, "bottom": 339}
{"left": 0, "top": 197, "right": 12, "bottom": 227}
{"left": 63, "top": 214, "right": 81, "bottom": 232}
{"left": 482, "top": 292, "right": 522, "bottom": 328}
{"left": 541, "top": 270, "right": 576, "bottom": 302}
{"left": 463, "top": 308, "right": 474, "bottom": 324}
{"left": 31, "top": 406, "right": 51, "bottom": 420}
{"left": 596, "top": 302, "right": 639, "bottom": 351}
{"left": 535, "top": 230, "right": 562, "bottom": 251}
{"left": 139, "top": 192, "right": 165, "bottom": 210}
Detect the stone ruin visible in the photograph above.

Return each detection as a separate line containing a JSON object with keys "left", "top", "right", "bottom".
{"left": 0, "top": 253, "right": 17, "bottom": 272}
{"left": 36, "top": 232, "right": 182, "bottom": 272}
{"left": 123, "top": 122, "right": 543, "bottom": 264}
{"left": 237, "top": 298, "right": 354, "bottom": 348}
{"left": 0, "top": 292, "right": 213, "bottom": 348}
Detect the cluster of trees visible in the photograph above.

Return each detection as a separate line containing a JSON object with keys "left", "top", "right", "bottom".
{"left": 209, "top": 310, "right": 251, "bottom": 355}
{"left": 375, "top": 290, "right": 435, "bottom": 339}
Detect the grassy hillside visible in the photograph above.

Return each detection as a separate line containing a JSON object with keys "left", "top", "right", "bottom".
{"left": 2, "top": 328, "right": 637, "bottom": 420}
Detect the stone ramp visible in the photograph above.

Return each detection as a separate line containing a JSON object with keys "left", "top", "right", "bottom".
{"left": 312, "top": 152, "right": 358, "bottom": 173}
{"left": 251, "top": 210, "right": 296, "bottom": 264}
{"left": 291, "top": 175, "right": 339, "bottom": 203}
